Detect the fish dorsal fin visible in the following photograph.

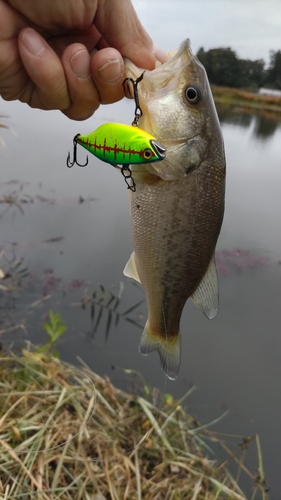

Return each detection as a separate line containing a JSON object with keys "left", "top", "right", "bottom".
{"left": 123, "top": 252, "right": 141, "bottom": 283}
{"left": 191, "top": 254, "right": 219, "bottom": 319}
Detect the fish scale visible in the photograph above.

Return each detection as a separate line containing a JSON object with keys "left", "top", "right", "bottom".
{"left": 132, "top": 172, "right": 222, "bottom": 330}
{"left": 124, "top": 39, "right": 226, "bottom": 379}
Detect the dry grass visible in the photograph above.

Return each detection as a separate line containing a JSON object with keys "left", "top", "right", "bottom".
{"left": 0, "top": 348, "right": 269, "bottom": 500}
{"left": 0, "top": 109, "right": 271, "bottom": 500}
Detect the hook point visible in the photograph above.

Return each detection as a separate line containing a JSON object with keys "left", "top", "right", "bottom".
{"left": 66, "top": 134, "right": 88, "bottom": 168}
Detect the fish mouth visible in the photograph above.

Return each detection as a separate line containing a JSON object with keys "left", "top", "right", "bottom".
{"left": 125, "top": 39, "right": 195, "bottom": 106}
{"left": 151, "top": 39, "right": 191, "bottom": 74}
{"left": 150, "top": 140, "right": 166, "bottom": 160}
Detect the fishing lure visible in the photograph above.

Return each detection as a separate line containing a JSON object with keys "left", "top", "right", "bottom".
{"left": 66, "top": 124, "right": 166, "bottom": 191}
{"left": 71, "top": 123, "right": 166, "bottom": 166}
{"left": 66, "top": 72, "right": 166, "bottom": 191}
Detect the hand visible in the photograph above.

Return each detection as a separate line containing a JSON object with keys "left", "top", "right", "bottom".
{"left": 0, "top": 0, "right": 166, "bottom": 120}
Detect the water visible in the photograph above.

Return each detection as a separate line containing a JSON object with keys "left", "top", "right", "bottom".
{"left": 1, "top": 2, "right": 281, "bottom": 495}
{"left": 1, "top": 97, "right": 281, "bottom": 499}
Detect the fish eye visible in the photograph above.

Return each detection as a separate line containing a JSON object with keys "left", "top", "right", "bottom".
{"left": 143, "top": 148, "right": 153, "bottom": 159}
{"left": 185, "top": 84, "right": 202, "bottom": 104}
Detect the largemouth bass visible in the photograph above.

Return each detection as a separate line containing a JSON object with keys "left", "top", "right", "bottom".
{"left": 124, "top": 39, "right": 226, "bottom": 380}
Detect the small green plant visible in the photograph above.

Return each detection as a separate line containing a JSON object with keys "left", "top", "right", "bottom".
{"left": 37, "top": 310, "right": 66, "bottom": 358}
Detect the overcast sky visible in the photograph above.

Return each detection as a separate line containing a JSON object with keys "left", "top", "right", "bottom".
{"left": 133, "top": 0, "right": 281, "bottom": 65}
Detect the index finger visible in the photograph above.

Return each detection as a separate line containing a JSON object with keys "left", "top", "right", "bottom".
{"left": 0, "top": 1, "right": 29, "bottom": 101}
{"left": 95, "top": 0, "right": 166, "bottom": 69}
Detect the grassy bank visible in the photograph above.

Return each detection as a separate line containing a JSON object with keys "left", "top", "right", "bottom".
{"left": 0, "top": 349, "right": 269, "bottom": 499}
{"left": 211, "top": 85, "right": 281, "bottom": 113}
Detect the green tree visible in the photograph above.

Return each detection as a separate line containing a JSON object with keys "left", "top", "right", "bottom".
{"left": 197, "top": 47, "right": 241, "bottom": 87}
{"left": 197, "top": 47, "right": 266, "bottom": 89}
{"left": 264, "top": 50, "right": 281, "bottom": 89}
{"left": 238, "top": 58, "right": 265, "bottom": 89}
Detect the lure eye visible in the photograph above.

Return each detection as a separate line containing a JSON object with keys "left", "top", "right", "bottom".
{"left": 185, "top": 84, "right": 202, "bottom": 104}
{"left": 143, "top": 148, "right": 153, "bottom": 160}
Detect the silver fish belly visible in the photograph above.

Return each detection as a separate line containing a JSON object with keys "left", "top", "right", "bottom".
{"left": 124, "top": 39, "right": 226, "bottom": 380}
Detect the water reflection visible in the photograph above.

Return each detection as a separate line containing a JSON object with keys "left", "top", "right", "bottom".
{"left": 217, "top": 103, "right": 281, "bottom": 140}
{"left": 1, "top": 96, "right": 281, "bottom": 496}
{"left": 253, "top": 113, "right": 280, "bottom": 139}
{"left": 217, "top": 104, "right": 252, "bottom": 128}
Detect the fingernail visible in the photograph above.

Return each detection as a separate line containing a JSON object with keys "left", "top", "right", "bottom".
{"left": 98, "top": 58, "right": 122, "bottom": 84}
{"left": 153, "top": 43, "right": 168, "bottom": 64}
{"left": 70, "top": 50, "right": 90, "bottom": 80}
{"left": 21, "top": 28, "right": 46, "bottom": 57}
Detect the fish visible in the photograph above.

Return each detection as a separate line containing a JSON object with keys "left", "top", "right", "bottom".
{"left": 124, "top": 39, "right": 226, "bottom": 380}
{"left": 76, "top": 123, "right": 166, "bottom": 166}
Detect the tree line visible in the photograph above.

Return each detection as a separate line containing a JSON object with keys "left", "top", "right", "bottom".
{"left": 196, "top": 47, "right": 281, "bottom": 90}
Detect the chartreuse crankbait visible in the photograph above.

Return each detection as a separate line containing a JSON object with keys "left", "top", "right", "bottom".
{"left": 72, "top": 123, "right": 165, "bottom": 166}
{"left": 66, "top": 123, "right": 166, "bottom": 191}
{"left": 66, "top": 72, "right": 166, "bottom": 192}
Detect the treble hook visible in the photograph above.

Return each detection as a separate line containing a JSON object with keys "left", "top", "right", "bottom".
{"left": 122, "top": 71, "right": 145, "bottom": 126}
{"left": 66, "top": 133, "right": 89, "bottom": 168}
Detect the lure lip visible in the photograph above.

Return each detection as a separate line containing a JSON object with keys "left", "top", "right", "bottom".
{"left": 150, "top": 140, "right": 166, "bottom": 160}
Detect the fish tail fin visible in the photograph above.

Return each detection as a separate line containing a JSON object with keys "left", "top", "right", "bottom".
{"left": 139, "top": 322, "right": 181, "bottom": 380}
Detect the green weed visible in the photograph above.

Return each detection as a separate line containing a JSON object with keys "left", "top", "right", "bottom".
{"left": 36, "top": 310, "right": 66, "bottom": 358}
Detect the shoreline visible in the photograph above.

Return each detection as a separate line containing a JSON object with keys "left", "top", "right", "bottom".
{"left": 0, "top": 349, "right": 266, "bottom": 499}
{"left": 211, "top": 84, "right": 281, "bottom": 114}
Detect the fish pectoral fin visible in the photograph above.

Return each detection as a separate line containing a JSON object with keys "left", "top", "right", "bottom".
{"left": 191, "top": 254, "right": 219, "bottom": 319}
{"left": 123, "top": 252, "right": 141, "bottom": 283}
{"left": 139, "top": 322, "right": 181, "bottom": 380}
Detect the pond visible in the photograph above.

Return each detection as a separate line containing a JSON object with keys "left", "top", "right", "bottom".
{"left": 1, "top": 2, "right": 281, "bottom": 497}
{"left": 1, "top": 93, "right": 281, "bottom": 500}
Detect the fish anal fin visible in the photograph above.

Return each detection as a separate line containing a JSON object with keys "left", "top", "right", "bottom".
{"left": 139, "top": 322, "right": 181, "bottom": 380}
{"left": 191, "top": 253, "right": 219, "bottom": 319}
{"left": 123, "top": 252, "right": 141, "bottom": 284}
